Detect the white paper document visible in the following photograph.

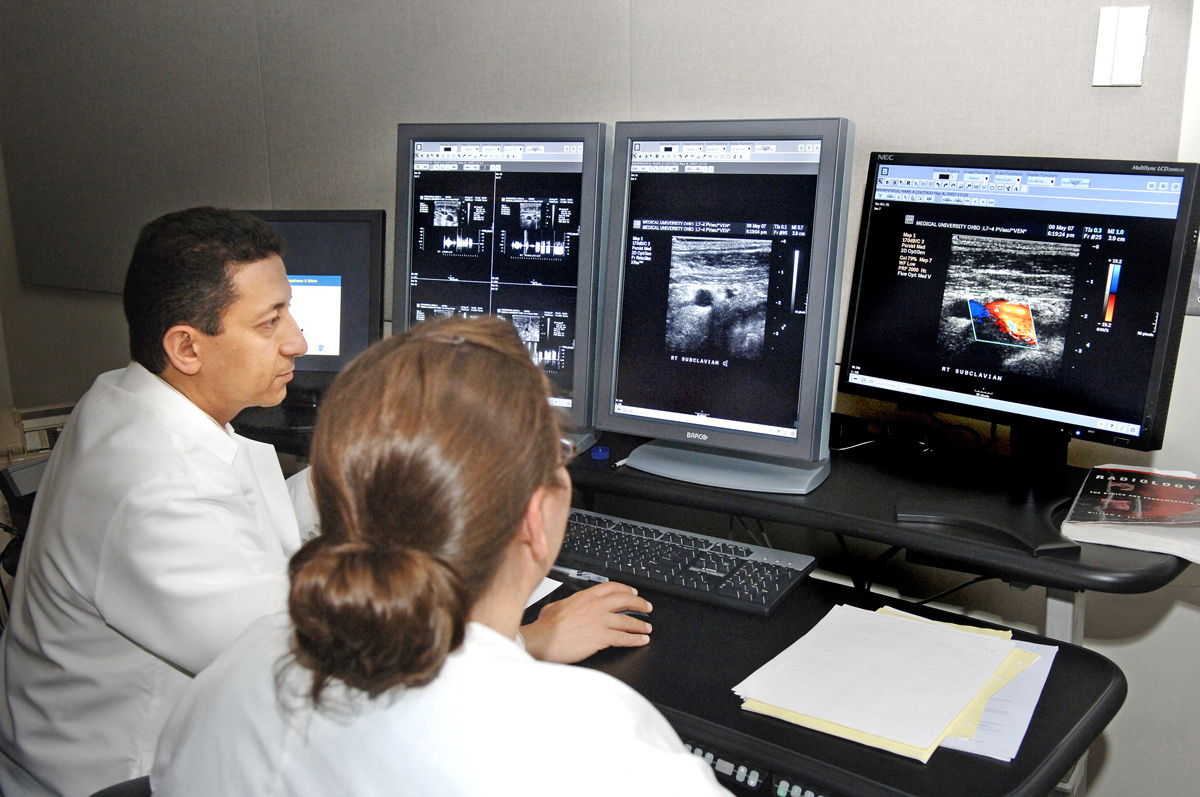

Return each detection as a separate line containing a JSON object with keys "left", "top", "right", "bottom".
{"left": 525, "top": 577, "right": 563, "bottom": 608}
{"left": 733, "top": 605, "right": 1016, "bottom": 749}
{"left": 939, "top": 640, "right": 1059, "bottom": 761}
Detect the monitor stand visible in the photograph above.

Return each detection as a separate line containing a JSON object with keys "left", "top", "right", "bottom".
{"left": 566, "top": 428, "right": 598, "bottom": 454}
{"left": 625, "top": 439, "right": 830, "bottom": 494}
{"left": 894, "top": 422, "right": 1080, "bottom": 555}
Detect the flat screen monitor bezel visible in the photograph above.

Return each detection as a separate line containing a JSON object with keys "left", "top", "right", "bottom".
{"left": 246, "top": 209, "right": 386, "bottom": 394}
{"left": 594, "top": 118, "right": 854, "bottom": 463}
{"left": 393, "top": 122, "right": 607, "bottom": 432}
{"left": 837, "top": 151, "right": 1200, "bottom": 452}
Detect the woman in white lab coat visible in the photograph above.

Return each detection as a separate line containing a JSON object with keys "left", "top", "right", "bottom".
{"left": 150, "top": 315, "right": 730, "bottom": 797}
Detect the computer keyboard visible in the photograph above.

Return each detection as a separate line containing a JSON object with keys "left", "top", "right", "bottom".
{"left": 556, "top": 509, "right": 816, "bottom": 616}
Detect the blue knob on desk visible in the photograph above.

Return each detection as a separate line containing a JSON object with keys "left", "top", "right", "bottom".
{"left": 590, "top": 446, "right": 610, "bottom": 461}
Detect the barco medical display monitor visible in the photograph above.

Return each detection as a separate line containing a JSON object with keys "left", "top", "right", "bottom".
{"left": 393, "top": 122, "right": 607, "bottom": 441}
{"left": 248, "top": 209, "right": 386, "bottom": 400}
{"left": 595, "top": 118, "right": 854, "bottom": 494}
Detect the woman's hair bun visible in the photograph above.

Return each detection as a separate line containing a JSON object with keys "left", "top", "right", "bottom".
{"left": 288, "top": 537, "right": 466, "bottom": 703}
{"left": 289, "top": 315, "right": 565, "bottom": 704}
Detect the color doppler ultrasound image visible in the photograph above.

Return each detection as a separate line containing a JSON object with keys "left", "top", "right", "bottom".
{"left": 969, "top": 296, "right": 1038, "bottom": 348}
{"left": 937, "top": 235, "right": 1077, "bottom": 379}
{"left": 665, "top": 236, "right": 769, "bottom": 360}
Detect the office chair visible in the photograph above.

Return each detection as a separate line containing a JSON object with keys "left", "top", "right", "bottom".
{"left": 88, "top": 775, "right": 151, "bottom": 797}
{"left": 0, "top": 455, "right": 48, "bottom": 578}
{"left": 0, "top": 456, "right": 49, "bottom": 619}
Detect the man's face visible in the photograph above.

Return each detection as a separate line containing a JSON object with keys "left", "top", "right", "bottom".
{"left": 198, "top": 254, "right": 308, "bottom": 424}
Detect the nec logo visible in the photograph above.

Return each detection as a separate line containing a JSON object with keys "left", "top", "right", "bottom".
{"left": 686, "top": 432, "right": 709, "bottom": 440}
{"left": 878, "top": 154, "right": 894, "bottom": 161}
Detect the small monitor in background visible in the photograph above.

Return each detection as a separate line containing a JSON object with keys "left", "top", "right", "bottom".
{"left": 594, "top": 118, "right": 855, "bottom": 494}
{"left": 393, "top": 123, "right": 607, "bottom": 447}
{"left": 236, "top": 210, "right": 385, "bottom": 435}
{"left": 839, "top": 153, "right": 1200, "bottom": 550}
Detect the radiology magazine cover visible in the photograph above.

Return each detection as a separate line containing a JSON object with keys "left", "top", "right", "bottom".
{"left": 1063, "top": 466, "right": 1200, "bottom": 563}
{"left": 1066, "top": 468, "right": 1200, "bottom": 525}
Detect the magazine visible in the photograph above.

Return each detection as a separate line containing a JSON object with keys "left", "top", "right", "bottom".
{"left": 1061, "top": 465, "right": 1200, "bottom": 562}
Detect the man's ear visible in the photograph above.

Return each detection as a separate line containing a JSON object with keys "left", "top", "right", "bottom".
{"left": 513, "top": 485, "right": 552, "bottom": 562}
{"left": 162, "top": 325, "right": 204, "bottom": 376}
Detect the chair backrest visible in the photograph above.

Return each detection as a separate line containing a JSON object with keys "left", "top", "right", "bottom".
{"left": 0, "top": 455, "right": 48, "bottom": 503}
{"left": 0, "top": 455, "right": 48, "bottom": 531}
{"left": 88, "top": 775, "right": 152, "bottom": 797}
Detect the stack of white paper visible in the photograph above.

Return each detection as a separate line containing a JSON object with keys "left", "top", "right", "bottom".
{"left": 733, "top": 605, "right": 1042, "bottom": 762}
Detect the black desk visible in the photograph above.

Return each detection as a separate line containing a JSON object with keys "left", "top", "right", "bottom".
{"left": 560, "top": 432, "right": 1181, "bottom": 795}
{"left": 239, "top": 420, "right": 1134, "bottom": 795}
{"left": 236, "top": 416, "right": 1189, "bottom": 643}
{"left": 529, "top": 577, "right": 1125, "bottom": 797}
{"left": 234, "top": 415, "right": 1188, "bottom": 597}
{"left": 569, "top": 433, "right": 1189, "bottom": 597}
{"left": 232, "top": 405, "right": 315, "bottom": 458}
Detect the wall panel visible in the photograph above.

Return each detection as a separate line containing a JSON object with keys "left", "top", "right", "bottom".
{"left": 627, "top": 0, "right": 1193, "bottom": 342}
{"left": 0, "top": 0, "right": 274, "bottom": 294}
{"left": 253, "top": 0, "right": 632, "bottom": 307}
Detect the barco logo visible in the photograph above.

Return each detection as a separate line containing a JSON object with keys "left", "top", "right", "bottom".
{"left": 686, "top": 432, "right": 709, "bottom": 440}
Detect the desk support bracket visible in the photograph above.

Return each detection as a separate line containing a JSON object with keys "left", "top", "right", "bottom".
{"left": 1045, "top": 588, "right": 1085, "bottom": 644}
{"left": 1046, "top": 589, "right": 1087, "bottom": 796}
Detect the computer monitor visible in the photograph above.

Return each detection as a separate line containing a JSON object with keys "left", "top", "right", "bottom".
{"left": 393, "top": 122, "right": 607, "bottom": 444}
{"left": 839, "top": 153, "right": 1200, "bottom": 549}
{"left": 594, "top": 118, "right": 855, "bottom": 494}
{"left": 245, "top": 209, "right": 386, "bottom": 404}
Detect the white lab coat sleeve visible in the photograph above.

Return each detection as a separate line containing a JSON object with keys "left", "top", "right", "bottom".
{"left": 94, "top": 474, "right": 291, "bottom": 676}
{"left": 286, "top": 467, "right": 320, "bottom": 542}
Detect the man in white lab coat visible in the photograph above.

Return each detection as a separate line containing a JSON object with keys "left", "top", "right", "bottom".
{"left": 0, "top": 208, "right": 310, "bottom": 797}
{"left": 0, "top": 208, "right": 652, "bottom": 797}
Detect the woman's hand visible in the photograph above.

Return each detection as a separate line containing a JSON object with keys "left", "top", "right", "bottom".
{"left": 520, "top": 581, "right": 653, "bottom": 664}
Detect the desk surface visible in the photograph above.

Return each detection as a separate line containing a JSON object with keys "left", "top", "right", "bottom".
{"left": 569, "top": 433, "right": 1189, "bottom": 595}
{"left": 540, "top": 577, "right": 1124, "bottom": 797}
{"left": 235, "top": 415, "right": 1190, "bottom": 594}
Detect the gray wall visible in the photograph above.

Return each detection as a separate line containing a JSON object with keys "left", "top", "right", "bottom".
{"left": 1, "top": 2, "right": 1199, "bottom": 795}
{"left": 0, "top": 140, "right": 13, "bottom": 411}
{"left": 1, "top": 0, "right": 1194, "bottom": 405}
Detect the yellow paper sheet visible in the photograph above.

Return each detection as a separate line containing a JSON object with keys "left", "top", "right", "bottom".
{"left": 742, "top": 646, "right": 1038, "bottom": 763}
{"left": 874, "top": 606, "right": 1013, "bottom": 640}
{"left": 739, "top": 607, "right": 1038, "bottom": 762}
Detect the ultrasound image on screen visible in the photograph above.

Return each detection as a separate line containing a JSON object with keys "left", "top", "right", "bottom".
{"left": 936, "top": 235, "right": 1077, "bottom": 379}
{"left": 665, "top": 236, "right": 769, "bottom": 360}
{"left": 495, "top": 188, "right": 578, "bottom": 284}
{"left": 520, "top": 202, "right": 542, "bottom": 229}
{"left": 611, "top": 169, "right": 818, "bottom": 432}
{"left": 494, "top": 283, "right": 577, "bottom": 393}
{"left": 510, "top": 312, "right": 542, "bottom": 342}
{"left": 433, "top": 201, "right": 460, "bottom": 227}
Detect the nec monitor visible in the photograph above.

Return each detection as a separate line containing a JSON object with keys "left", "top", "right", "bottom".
{"left": 841, "top": 153, "right": 1198, "bottom": 451}
{"left": 839, "top": 153, "right": 1199, "bottom": 548}
{"left": 393, "top": 122, "right": 607, "bottom": 441}
{"left": 245, "top": 210, "right": 385, "bottom": 395}
{"left": 594, "top": 118, "right": 855, "bottom": 494}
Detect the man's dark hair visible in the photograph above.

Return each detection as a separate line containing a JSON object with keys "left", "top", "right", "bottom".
{"left": 123, "top": 207, "right": 285, "bottom": 374}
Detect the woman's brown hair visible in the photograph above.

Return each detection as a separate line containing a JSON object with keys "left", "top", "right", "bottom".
{"left": 287, "top": 315, "right": 564, "bottom": 704}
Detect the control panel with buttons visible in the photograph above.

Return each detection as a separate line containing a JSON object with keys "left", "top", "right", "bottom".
{"left": 682, "top": 739, "right": 838, "bottom": 797}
